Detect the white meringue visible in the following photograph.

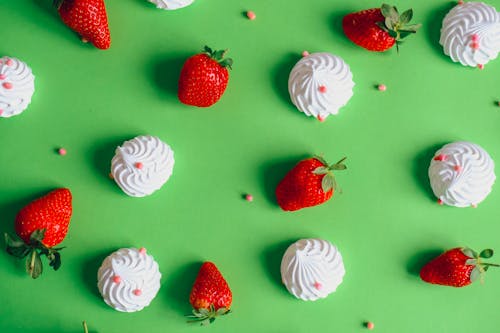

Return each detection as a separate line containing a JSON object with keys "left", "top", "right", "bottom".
{"left": 97, "top": 248, "right": 162, "bottom": 312}
{"left": 0, "top": 56, "right": 35, "bottom": 118}
{"left": 111, "top": 135, "right": 175, "bottom": 197}
{"left": 429, "top": 141, "right": 496, "bottom": 207}
{"left": 280, "top": 239, "right": 345, "bottom": 301}
{"left": 440, "top": 2, "right": 500, "bottom": 67}
{"left": 147, "top": 0, "right": 194, "bottom": 10}
{"left": 288, "top": 52, "right": 354, "bottom": 121}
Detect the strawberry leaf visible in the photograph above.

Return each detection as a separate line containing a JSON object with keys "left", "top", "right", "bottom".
{"left": 48, "top": 251, "right": 62, "bottom": 271}
{"left": 385, "top": 17, "right": 395, "bottom": 30}
{"left": 26, "top": 250, "right": 43, "bottom": 279}
{"left": 29, "top": 229, "right": 46, "bottom": 243}
{"left": 375, "top": 21, "right": 388, "bottom": 32}
{"left": 470, "top": 267, "right": 481, "bottom": 283}
{"left": 401, "top": 23, "right": 422, "bottom": 32}
{"left": 381, "top": 4, "right": 398, "bottom": 21}
{"left": 462, "top": 248, "right": 478, "bottom": 258}
{"left": 313, "top": 166, "right": 329, "bottom": 175}
{"left": 321, "top": 174, "right": 334, "bottom": 192}
{"left": 219, "top": 58, "right": 233, "bottom": 70}
{"left": 400, "top": 9, "right": 413, "bottom": 24}
{"left": 480, "top": 249, "right": 494, "bottom": 259}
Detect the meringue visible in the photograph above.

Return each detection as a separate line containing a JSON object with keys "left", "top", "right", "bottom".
{"left": 429, "top": 141, "right": 496, "bottom": 207}
{"left": 0, "top": 56, "right": 35, "bottom": 118}
{"left": 111, "top": 135, "right": 175, "bottom": 197}
{"left": 97, "top": 248, "right": 161, "bottom": 312}
{"left": 147, "top": 0, "right": 194, "bottom": 10}
{"left": 288, "top": 52, "right": 354, "bottom": 121}
{"left": 440, "top": 2, "right": 500, "bottom": 67}
{"left": 280, "top": 238, "right": 345, "bottom": 301}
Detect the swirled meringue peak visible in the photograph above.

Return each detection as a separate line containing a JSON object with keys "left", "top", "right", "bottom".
{"left": 97, "top": 248, "right": 162, "bottom": 312}
{"left": 288, "top": 53, "right": 354, "bottom": 121}
{"left": 429, "top": 141, "right": 496, "bottom": 207}
{"left": 0, "top": 56, "right": 35, "bottom": 118}
{"left": 111, "top": 135, "right": 175, "bottom": 197}
{"left": 440, "top": 2, "right": 500, "bottom": 67}
{"left": 147, "top": 0, "right": 194, "bottom": 10}
{"left": 280, "top": 239, "right": 345, "bottom": 301}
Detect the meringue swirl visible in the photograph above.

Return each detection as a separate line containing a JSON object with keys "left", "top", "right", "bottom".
{"left": 111, "top": 135, "right": 175, "bottom": 197}
{"left": 288, "top": 53, "right": 354, "bottom": 120}
{"left": 280, "top": 239, "right": 345, "bottom": 301}
{"left": 97, "top": 248, "right": 162, "bottom": 312}
{"left": 0, "top": 56, "right": 35, "bottom": 118}
{"left": 440, "top": 2, "right": 500, "bottom": 67}
{"left": 429, "top": 141, "right": 496, "bottom": 207}
{"left": 147, "top": 0, "right": 194, "bottom": 10}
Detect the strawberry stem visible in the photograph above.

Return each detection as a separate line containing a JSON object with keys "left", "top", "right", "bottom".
{"left": 82, "top": 321, "right": 88, "bottom": 333}
{"left": 203, "top": 45, "right": 233, "bottom": 70}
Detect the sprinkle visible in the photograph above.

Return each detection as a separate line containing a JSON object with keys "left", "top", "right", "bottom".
{"left": 133, "top": 289, "right": 142, "bottom": 296}
{"left": 437, "top": 198, "right": 444, "bottom": 205}
{"left": 317, "top": 115, "right": 326, "bottom": 122}
{"left": 245, "top": 194, "right": 253, "bottom": 202}
{"left": 471, "top": 34, "right": 479, "bottom": 42}
{"left": 2, "top": 82, "right": 12, "bottom": 89}
{"left": 0, "top": 109, "right": 3, "bottom": 116}
{"left": 302, "top": 50, "right": 310, "bottom": 57}
{"left": 313, "top": 282, "right": 322, "bottom": 290}
{"left": 454, "top": 165, "right": 462, "bottom": 172}
{"left": 81, "top": 37, "right": 89, "bottom": 43}
{"left": 108, "top": 172, "right": 114, "bottom": 179}
{"left": 112, "top": 275, "right": 121, "bottom": 284}
{"left": 377, "top": 84, "right": 387, "bottom": 91}
{"left": 472, "top": 204, "right": 478, "bottom": 208}
{"left": 246, "top": 11, "right": 256, "bottom": 20}
{"left": 366, "top": 322, "right": 375, "bottom": 330}
{"left": 318, "top": 85, "right": 327, "bottom": 93}
{"left": 471, "top": 42, "right": 480, "bottom": 50}
{"left": 5, "top": 59, "right": 13, "bottom": 66}
{"left": 0, "top": 74, "right": 6, "bottom": 80}
{"left": 478, "top": 64, "right": 484, "bottom": 70}
{"left": 58, "top": 148, "right": 67, "bottom": 156}
{"left": 139, "top": 247, "right": 147, "bottom": 254}
{"left": 433, "top": 154, "right": 447, "bottom": 161}
{"left": 135, "top": 162, "right": 143, "bottom": 169}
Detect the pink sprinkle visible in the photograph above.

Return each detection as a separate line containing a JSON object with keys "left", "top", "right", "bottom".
{"left": 454, "top": 165, "right": 462, "bottom": 172}
{"left": 471, "top": 42, "right": 480, "bottom": 50}
{"left": 458, "top": 0, "right": 464, "bottom": 4}
{"left": 318, "top": 85, "right": 327, "bottom": 93}
{"left": 433, "top": 154, "right": 447, "bottom": 162}
{"left": 246, "top": 11, "right": 256, "bottom": 20}
{"left": 437, "top": 198, "right": 444, "bottom": 205}
{"left": 2, "top": 82, "right": 12, "bottom": 89}
{"left": 58, "top": 148, "right": 67, "bottom": 156}
{"left": 135, "top": 162, "right": 143, "bottom": 169}
{"left": 0, "top": 74, "right": 6, "bottom": 80}
{"left": 313, "top": 282, "right": 322, "bottom": 290}
{"left": 471, "top": 34, "right": 479, "bottom": 42}
{"left": 472, "top": 204, "right": 478, "bottom": 208}
{"left": 377, "top": 84, "right": 387, "bottom": 91}
{"left": 0, "top": 109, "right": 3, "bottom": 116}
{"left": 478, "top": 64, "right": 484, "bottom": 70}
{"left": 302, "top": 50, "right": 310, "bottom": 57}
{"left": 245, "top": 194, "right": 253, "bottom": 202}
{"left": 317, "top": 115, "right": 326, "bottom": 122}
{"left": 112, "top": 275, "right": 121, "bottom": 284}
{"left": 133, "top": 289, "right": 142, "bottom": 296}
{"left": 139, "top": 247, "right": 147, "bottom": 254}
{"left": 366, "top": 322, "right": 375, "bottom": 330}
{"left": 5, "top": 59, "right": 13, "bottom": 66}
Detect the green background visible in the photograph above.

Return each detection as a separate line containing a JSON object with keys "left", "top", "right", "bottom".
{"left": 1, "top": 0, "right": 500, "bottom": 332}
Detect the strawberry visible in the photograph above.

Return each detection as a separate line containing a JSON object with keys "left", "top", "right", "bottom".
{"left": 275, "top": 156, "right": 346, "bottom": 211}
{"left": 420, "top": 247, "right": 499, "bottom": 287}
{"left": 188, "top": 262, "right": 232, "bottom": 325}
{"left": 178, "top": 46, "right": 233, "bottom": 107}
{"left": 4, "top": 188, "right": 73, "bottom": 279}
{"left": 55, "top": 0, "right": 111, "bottom": 50}
{"left": 342, "top": 4, "right": 421, "bottom": 52}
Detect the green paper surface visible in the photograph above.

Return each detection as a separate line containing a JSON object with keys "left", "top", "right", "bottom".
{"left": 1, "top": 0, "right": 500, "bottom": 332}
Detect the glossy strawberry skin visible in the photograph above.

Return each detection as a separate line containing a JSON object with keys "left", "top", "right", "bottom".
{"left": 420, "top": 248, "right": 474, "bottom": 287}
{"left": 15, "top": 188, "right": 73, "bottom": 248}
{"left": 275, "top": 158, "right": 333, "bottom": 211}
{"left": 178, "top": 54, "right": 229, "bottom": 107}
{"left": 190, "top": 262, "right": 232, "bottom": 311}
{"left": 58, "top": 0, "right": 111, "bottom": 50}
{"left": 342, "top": 8, "right": 396, "bottom": 52}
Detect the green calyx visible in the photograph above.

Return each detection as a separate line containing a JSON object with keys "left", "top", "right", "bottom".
{"left": 312, "top": 156, "right": 347, "bottom": 193}
{"left": 462, "top": 247, "right": 500, "bottom": 284}
{"left": 203, "top": 46, "right": 233, "bottom": 69}
{"left": 187, "top": 304, "right": 231, "bottom": 326}
{"left": 52, "top": 0, "right": 64, "bottom": 9}
{"left": 4, "top": 229, "right": 64, "bottom": 279}
{"left": 376, "top": 4, "right": 422, "bottom": 51}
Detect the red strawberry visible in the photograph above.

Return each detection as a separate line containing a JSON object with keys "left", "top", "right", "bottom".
{"left": 342, "top": 4, "right": 421, "bottom": 52}
{"left": 188, "top": 262, "right": 232, "bottom": 325}
{"left": 4, "top": 188, "right": 73, "bottom": 278}
{"left": 275, "top": 156, "right": 346, "bottom": 211}
{"left": 178, "top": 46, "right": 233, "bottom": 107}
{"left": 55, "top": 0, "right": 111, "bottom": 50}
{"left": 420, "top": 247, "right": 499, "bottom": 287}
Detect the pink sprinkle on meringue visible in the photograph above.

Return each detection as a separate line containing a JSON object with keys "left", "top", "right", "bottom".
{"left": 471, "top": 34, "right": 479, "bottom": 42}
{"left": 377, "top": 84, "right": 387, "bottom": 91}
{"left": 112, "top": 275, "right": 121, "bottom": 284}
{"left": 139, "top": 247, "right": 147, "bottom": 254}
{"left": 2, "top": 82, "right": 12, "bottom": 89}
{"left": 437, "top": 199, "right": 444, "bottom": 205}
{"left": 478, "top": 64, "right": 484, "bottom": 70}
{"left": 317, "top": 115, "right": 326, "bottom": 122}
{"left": 471, "top": 42, "right": 480, "bottom": 50}
{"left": 454, "top": 165, "right": 462, "bottom": 172}
{"left": 302, "top": 50, "right": 310, "bottom": 57}
{"left": 434, "top": 154, "right": 447, "bottom": 162}
{"left": 5, "top": 59, "right": 13, "bottom": 66}
{"left": 0, "top": 109, "right": 3, "bottom": 116}
{"left": 313, "top": 282, "right": 322, "bottom": 290}
{"left": 133, "top": 289, "right": 142, "bottom": 296}
{"left": 246, "top": 11, "right": 256, "bottom": 20}
{"left": 135, "top": 162, "right": 143, "bottom": 169}
{"left": 318, "top": 85, "right": 327, "bottom": 93}
{"left": 0, "top": 74, "right": 6, "bottom": 80}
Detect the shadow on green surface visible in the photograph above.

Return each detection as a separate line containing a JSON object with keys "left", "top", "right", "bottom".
{"left": 425, "top": 2, "right": 456, "bottom": 61}
{"left": 260, "top": 239, "right": 296, "bottom": 294}
{"left": 150, "top": 54, "right": 189, "bottom": 100}
{"left": 163, "top": 261, "right": 202, "bottom": 315}
{"left": 328, "top": 9, "right": 352, "bottom": 45}
{"left": 412, "top": 143, "right": 447, "bottom": 201}
{"left": 271, "top": 53, "right": 299, "bottom": 110}
{"left": 81, "top": 249, "right": 117, "bottom": 302}
{"left": 259, "top": 155, "right": 308, "bottom": 205}
{"left": 406, "top": 248, "right": 444, "bottom": 277}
